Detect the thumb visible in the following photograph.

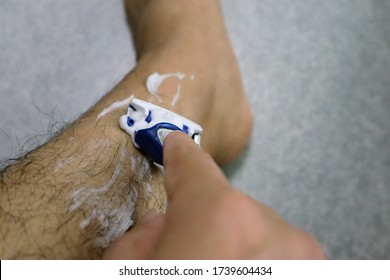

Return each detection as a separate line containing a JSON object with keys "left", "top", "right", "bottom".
{"left": 163, "top": 131, "right": 229, "bottom": 201}
{"left": 103, "top": 210, "right": 165, "bottom": 259}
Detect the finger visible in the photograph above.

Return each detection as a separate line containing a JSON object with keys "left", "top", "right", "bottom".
{"left": 259, "top": 225, "right": 326, "bottom": 259}
{"left": 103, "top": 210, "right": 165, "bottom": 260}
{"left": 163, "top": 131, "right": 229, "bottom": 200}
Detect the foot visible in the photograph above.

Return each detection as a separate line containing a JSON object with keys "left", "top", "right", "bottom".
{"left": 125, "top": 0, "right": 253, "bottom": 165}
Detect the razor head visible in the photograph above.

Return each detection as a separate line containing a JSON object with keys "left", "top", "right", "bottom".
{"left": 119, "top": 99, "right": 203, "bottom": 166}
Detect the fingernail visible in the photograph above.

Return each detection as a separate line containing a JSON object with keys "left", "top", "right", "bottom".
{"left": 163, "top": 130, "right": 182, "bottom": 146}
{"left": 164, "top": 131, "right": 193, "bottom": 151}
{"left": 159, "top": 129, "right": 175, "bottom": 144}
{"left": 139, "top": 209, "right": 160, "bottom": 225}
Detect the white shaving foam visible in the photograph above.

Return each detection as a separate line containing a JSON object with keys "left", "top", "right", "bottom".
{"left": 144, "top": 184, "right": 153, "bottom": 198}
{"left": 97, "top": 95, "right": 134, "bottom": 119}
{"left": 171, "top": 84, "right": 181, "bottom": 107}
{"left": 88, "top": 187, "right": 138, "bottom": 248}
{"left": 68, "top": 147, "right": 140, "bottom": 248}
{"left": 130, "top": 156, "right": 137, "bottom": 171}
{"left": 54, "top": 155, "right": 76, "bottom": 172}
{"left": 146, "top": 72, "right": 185, "bottom": 96}
{"left": 146, "top": 72, "right": 186, "bottom": 105}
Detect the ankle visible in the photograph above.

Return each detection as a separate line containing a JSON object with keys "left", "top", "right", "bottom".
{"left": 132, "top": 0, "right": 224, "bottom": 55}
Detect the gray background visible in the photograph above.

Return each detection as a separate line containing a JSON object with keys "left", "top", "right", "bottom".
{"left": 0, "top": 0, "right": 389, "bottom": 259}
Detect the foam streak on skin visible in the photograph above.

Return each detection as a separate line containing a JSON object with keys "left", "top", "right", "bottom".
{"left": 54, "top": 155, "right": 76, "bottom": 172}
{"left": 89, "top": 187, "right": 138, "bottom": 248}
{"left": 97, "top": 95, "right": 134, "bottom": 119}
{"left": 146, "top": 72, "right": 186, "bottom": 105}
{"left": 171, "top": 84, "right": 181, "bottom": 106}
{"left": 144, "top": 184, "right": 153, "bottom": 198}
{"left": 68, "top": 147, "right": 140, "bottom": 248}
{"left": 146, "top": 72, "right": 185, "bottom": 96}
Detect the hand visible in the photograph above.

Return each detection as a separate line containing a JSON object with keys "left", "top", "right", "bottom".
{"left": 103, "top": 132, "right": 325, "bottom": 259}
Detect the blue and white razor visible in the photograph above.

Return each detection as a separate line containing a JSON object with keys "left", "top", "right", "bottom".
{"left": 119, "top": 99, "right": 202, "bottom": 166}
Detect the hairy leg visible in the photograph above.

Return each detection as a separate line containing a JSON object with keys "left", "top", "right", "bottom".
{"left": 0, "top": 0, "right": 252, "bottom": 259}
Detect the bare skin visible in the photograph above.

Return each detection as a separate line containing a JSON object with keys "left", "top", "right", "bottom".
{"left": 0, "top": 0, "right": 252, "bottom": 259}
